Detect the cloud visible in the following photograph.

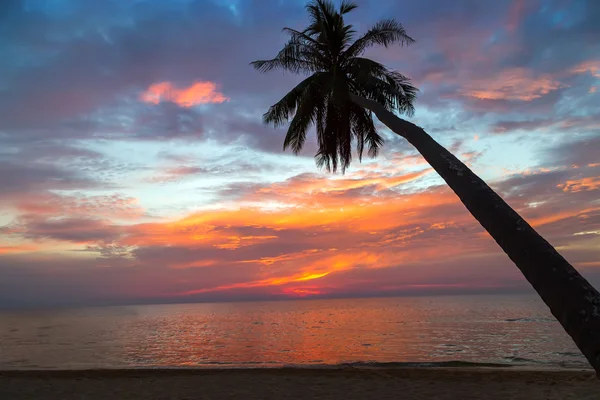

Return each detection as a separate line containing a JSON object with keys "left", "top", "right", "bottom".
{"left": 22, "top": 164, "right": 595, "bottom": 301}
{"left": 545, "top": 135, "right": 600, "bottom": 167}
{"left": 570, "top": 60, "right": 600, "bottom": 77}
{"left": 0, "top": 160, "right": 97, "bottom": 197}
{"left": 140, "top": 81, "right": 229, "bottom": 107}
{"left": 0, "top": 0, "right": 304, "bottom": 136}
{"left": 0, "top": 245, "right": 39, "bottom": 255}
{"left": 459, "top": 67, "right": 565, "bottom": 101}
{"left": 558, "top": 176, "right": 600, "bottom": 193}
{"left": 12, "top": 192, "right": 144, "bottom": 221}
{"left": 1, "top": 0, "right": 600, "bottom": 308}
{"left": 490, "top": 115, "right": 600, "bottom": 134}
{"left": 147, "top": 165, "right": 208, "bottom": 183}
{"left": 506, "top": 0, "right": 528, "bottom": 32}
{"left": 4, "top": 217, "right": 122, "bottom": 244}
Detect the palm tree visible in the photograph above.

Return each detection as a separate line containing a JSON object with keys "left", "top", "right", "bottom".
{"left": 251, "top": 0, "right": 600, "bottom": 375}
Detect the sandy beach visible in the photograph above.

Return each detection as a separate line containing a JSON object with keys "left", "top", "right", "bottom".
{"left": 1, "top": 368, "right": 598, "bottom": 400}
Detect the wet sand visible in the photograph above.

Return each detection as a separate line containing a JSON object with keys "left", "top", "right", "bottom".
{"left": 1, "top": 368, "right": 598, "bottom": 399}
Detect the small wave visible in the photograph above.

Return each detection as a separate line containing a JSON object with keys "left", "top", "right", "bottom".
{"left": 504, "top": 317, "right": 554, "bottom": 322}
{"left": 554, "top": 352, "right": 585, "bottom": 358}
{"left": 338, "top": 361, "right": 512, "bottom": 369}
{"left": 503, "top": 357, "right": 543, "bottom": 364}
{"left": 197, "top": 361, "right": 281, "bottom": 366}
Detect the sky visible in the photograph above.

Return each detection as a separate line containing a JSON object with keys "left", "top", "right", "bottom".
{"left": 0, "top": 0, "right": 599, "bottom": 309}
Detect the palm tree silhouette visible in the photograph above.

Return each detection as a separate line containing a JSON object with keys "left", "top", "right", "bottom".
{"left": 251, "top": 0, "right": 600, "bottom": 375}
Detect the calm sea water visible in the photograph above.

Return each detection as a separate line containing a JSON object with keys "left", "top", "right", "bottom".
{"left": 0, "top": 295, "right": 589, "bottom": 370}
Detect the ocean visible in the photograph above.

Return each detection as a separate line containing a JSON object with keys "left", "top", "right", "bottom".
{"left": 0, "top": 294, "right": 589, "bottom": 370}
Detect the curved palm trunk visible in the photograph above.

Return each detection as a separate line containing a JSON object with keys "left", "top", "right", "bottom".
{"left": 351, "top": 94, "right": 600, "bottom": 375}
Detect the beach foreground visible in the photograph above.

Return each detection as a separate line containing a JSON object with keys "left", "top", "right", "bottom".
{"left": 1, "top": 368, "right": 598, "bottom": 400}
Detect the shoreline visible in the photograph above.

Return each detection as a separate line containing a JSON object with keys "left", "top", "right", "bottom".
{"left": 0, "top": 365, "right": 596, "bottom": 375}
{"left": 2, "top": 367, "right": 598, "bottom": 399}
{"left": 1, "top": 366, "right": 597, "bottom": 379}
{"left": 0, "top": 360, "right": 593, "bottom": 373}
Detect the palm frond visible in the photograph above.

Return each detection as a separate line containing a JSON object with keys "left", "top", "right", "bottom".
{"left": 250, "top": 36, "right": 324, "bottom": 74}
{"left": 263, "top": 74, "right": 323, "bottom": 127}
{"left": 284, "top": 89, "right": 322, "bottom": 154}
{"left": 251, "top": 0, "right": 419, "bottom": 174}
{"left": 339, "top": 1, "right": 358, "bottom": 14}
{"left": 349, "top": 103, "right": 382, "bottom": 160}
{"left": 347, "top": 58, "right": 418, "bottom": 116}
{"left": 309, "top": 0, "right": 336, "bottom": 21}
{"left": 342, "top": 19, "right": 414, "bottom": 59}
{"left": 282, "top": 27, "right": 325, "bottom": 49}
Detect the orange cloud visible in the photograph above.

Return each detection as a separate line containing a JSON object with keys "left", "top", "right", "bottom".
{"left": 174, "top": 268, "right": 334, "bottom": 296}
{"left": 140, "top": 81, "right": 229, "bottom": 107}
{"left": 112, "top": 187, "right": 471, "bottom": 298}
{"left": 558, "top": 177, "right": 600, "bottom": 193}
{"left": 527, "top": 208, "right": 595, "bottom": 228}
{"left": 257, "top": 169, "right": 432, "bottom": 198}
{"left": 241, "top": 249, "right": 329, "bottom": 267}
{"left": 570, "top": 60, "right": 600, "bottom": 78}
{"left": 134, "top": 164, "right": 600, "bottom": 297}
{"left": 14, "top": 193, "right": 144, "bottom": 221}
{"left": 215, "top": 235, "right": 279, "bottom": 250}
{"left": 460, "top": 67, "right": 564, "bottom": 101}
{"left": 5, "top": 161, "right": 600, "bottom": 302}
{"left": 0, "top": 245, "right": 38, "bottom": 255}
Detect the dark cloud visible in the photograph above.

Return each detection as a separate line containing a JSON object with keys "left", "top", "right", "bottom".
{"left": 493, "top": 165, "right": 600, "bottom": 205}
{"left": 1, "top": 0, "right": 597, "bottom": 151}
{"left": 0, "top": 254, "right": 264, "bottom": 309}
{"left": 0, "top": 142, "right": 133, "bottom": 214}
{"left": 501, "top": 0, "right": 600, "bottom": 73}
{"left": 131, "top": 224, "right": 340, "bottom": 269}
{"left": 4, "top": 217, "right": 122, "bottom": 243}
{"left": 0, "top": 0, "right": 304, "bottom": 135}
{"left": 379, "top": 0, "right": 600, "bottom": 126}
{"left": 0, "top": 0, "right": 599, "bottom": 308}
{"left": 544, "top": 135, "right": 600, "bottom": 167}
{"left": 0, "top": 159, "right": 97, "bottom": 196}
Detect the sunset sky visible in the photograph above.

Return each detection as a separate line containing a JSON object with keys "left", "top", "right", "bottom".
{"left": 0, "top": 0, "right": 599, "bottom": 309}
